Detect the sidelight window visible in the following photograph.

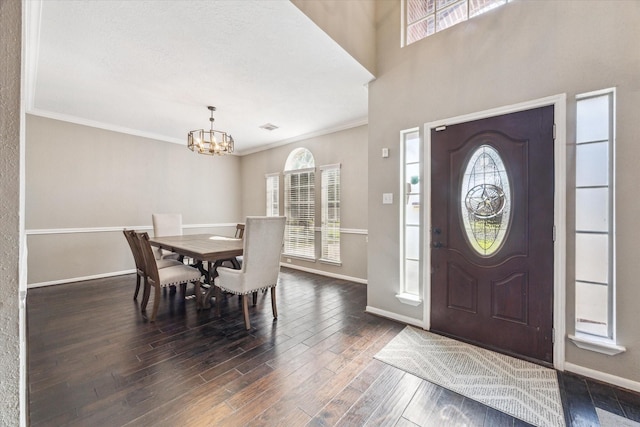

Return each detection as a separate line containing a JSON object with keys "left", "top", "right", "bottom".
{"left": 574, "top": 89, "right": 615, "bottom": 341}
{"left": 398, "top": 129, "right": 422, "bottom": 304}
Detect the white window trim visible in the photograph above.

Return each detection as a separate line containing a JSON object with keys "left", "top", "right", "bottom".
{"left": 568, "top": 334, "right": 625, "bottom": 356}
{"left": 396, "top": 292, "right": 422, "bottom": 306}
{"left": 319, "top": 163, "right": 341, "bottom": 171}
{"left": 284, "top": 166, "right": 315, "bottom": 175}
{"left": 283, "top": 254, "right": 316, "bottom": 263}
{"left": 319, "top": 259, "right": 342, "bottom": 267}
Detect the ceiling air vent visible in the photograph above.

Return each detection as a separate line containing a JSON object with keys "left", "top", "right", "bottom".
{"left": 259, "top": 123, "right": 279, "bottom": 131}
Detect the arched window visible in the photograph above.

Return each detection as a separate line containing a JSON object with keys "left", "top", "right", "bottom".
{"left": 283, "top": 148, "right": 316, "bottom": 259}
{"left": 285, "top": 147, "right": 315, "bottom": 171}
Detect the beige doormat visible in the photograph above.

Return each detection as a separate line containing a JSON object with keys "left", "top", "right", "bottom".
{"left": 374, "top": 326, "right": 565, "bottom": 427}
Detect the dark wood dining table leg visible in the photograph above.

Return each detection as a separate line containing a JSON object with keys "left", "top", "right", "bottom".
{"left": 201, "top": 262, "right": 214, "bottom": 309}
{"left": 201, "top": 260, "right": 223, "bottom": 309}
{"left": 189, "top": 260, "right": 204, "bottom": 277}
{"left": 194, "top": 280, "right": 202, "bottom": 309}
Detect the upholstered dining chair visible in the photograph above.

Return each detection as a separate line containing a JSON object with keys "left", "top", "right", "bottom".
{"left": 122, "top": 229, "right": 182, "bottom": 300}
{"left": 151, "top": 213, "right": 182, "bottom": 260}
{"left": 213, "top": 216, "right": 286, "bottom": 330}
{"left": 136, "top": 231, "right": 202, "bottom": 321}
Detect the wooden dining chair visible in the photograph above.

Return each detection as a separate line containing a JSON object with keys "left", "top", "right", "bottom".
{"left": 234, "top": 223, "right": 245, "bottom": 239}
{"left": 136, "top": 231, "right": 203, "bottom": 321}
{"left": 220, "top": 223, "right": 246, "bottom": 270}
{"left": 122, "top": 229, "right": 182, "bottom": 300}
{"left": 213, "top": 216, "right": 286, "bottom": 330}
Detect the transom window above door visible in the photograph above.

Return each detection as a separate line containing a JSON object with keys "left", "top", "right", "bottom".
{"left": 402, "top": 0, "right": 512, "bottom": 46}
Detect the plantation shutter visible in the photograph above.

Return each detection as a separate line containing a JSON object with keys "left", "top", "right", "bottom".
{"left": 265, "top": 173, "right": 279, "bottom": 216}
{"left": 284, "top": 168, "right": 315, "bottom": 259}
{"left": 320, "top": 164, "right": 341, "bottom": 263}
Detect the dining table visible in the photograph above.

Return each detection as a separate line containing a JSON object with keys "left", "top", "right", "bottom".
{"left": 149, "top": 233, "right": 243, "bottom": 309}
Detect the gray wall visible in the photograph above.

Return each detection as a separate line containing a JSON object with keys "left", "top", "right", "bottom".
{"left": 291, "top": 0, "right": 376, "bottom": 75}
{"left": 240, "top": 125, "right": 368, "bottom": 282}
{"left": 368, "top": 1, "right": 640, "bottom": 381}
{"left": 0, "top": 0, "right": 24, "bottom": 424}
{"left": 26, "top": 115, "right": 242, "bottom": 285}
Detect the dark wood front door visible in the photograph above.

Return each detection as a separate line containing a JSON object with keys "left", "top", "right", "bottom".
{"left": 430, "top": 106, "right": 555, "bottom": 364}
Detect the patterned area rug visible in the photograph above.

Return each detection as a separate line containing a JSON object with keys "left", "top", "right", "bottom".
{"left": 374, "top": 326, "right": 565, "bottom": 427}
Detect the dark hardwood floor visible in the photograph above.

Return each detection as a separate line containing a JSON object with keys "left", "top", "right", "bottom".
{"left": 28, "top": 268, "right": 640, "bottom": 426}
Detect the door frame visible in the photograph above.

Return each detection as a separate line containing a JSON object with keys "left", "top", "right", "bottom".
{"left": 422, "top": 94, "right": 567, "bottom": 370}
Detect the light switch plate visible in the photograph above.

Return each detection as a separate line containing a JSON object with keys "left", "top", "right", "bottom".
{"left": 383, "top": 193, "right": 393, "bottom": 204}
{"left": 382, "top": 148, "right": 389, "bottom": 158}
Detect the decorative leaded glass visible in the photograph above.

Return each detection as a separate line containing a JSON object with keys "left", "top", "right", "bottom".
{"left": 403, "top": 0, "right": 510, "bottom": 46}
{"left": 285, "top": 147, "right": 315, "bottom": 171}
{"left": 460, "top": 145, "right": 511, "bottom": 256}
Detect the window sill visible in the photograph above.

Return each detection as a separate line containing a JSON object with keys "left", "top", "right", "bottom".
{"left": 319, "top": 259, "right": 342, "bottom": 267}
{"left": 568, "top": 334, "right": 626, "bottom": 356}
{"left": 395, "top": 293, "right": 422, "bottom": 306}
{"left": 282, "top": 254, "right": 316, "bottom": 263}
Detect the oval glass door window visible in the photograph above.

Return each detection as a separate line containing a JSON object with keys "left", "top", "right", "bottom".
{"left": 460, "top": 144, "right": 511, "bottom": 256}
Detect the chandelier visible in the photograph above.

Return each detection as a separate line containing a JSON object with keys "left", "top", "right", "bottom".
{"left": 187, "top": 106, "right": 234, "bottom": 156}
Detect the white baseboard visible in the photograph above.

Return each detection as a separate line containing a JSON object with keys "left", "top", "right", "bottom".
{"left": 27, "top": 269, "right": 135, "bottom": 288}
{"left": 280, "top": 263, "right": 367, "bottom": 285}
{"left": 564, "top": 362, "right": 640, "bottom": 393}
{"left": 365, "top": 305, "right": 426, "bottom": 329}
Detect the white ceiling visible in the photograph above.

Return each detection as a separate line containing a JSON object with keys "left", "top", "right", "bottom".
{"left": 28, "top": 0, "right": 374, "bottom": 155}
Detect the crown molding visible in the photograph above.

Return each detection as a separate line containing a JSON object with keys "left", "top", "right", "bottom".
{"left": 236, "top": 117, "right": 368, "bottom": 156}
{"left": 27, "top": 109, "right": 189, "bottom": 146}
{"left": 27, "top": 108, "right": 367, "bottom": 157}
